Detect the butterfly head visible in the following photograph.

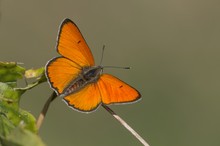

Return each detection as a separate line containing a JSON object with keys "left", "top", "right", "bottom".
{"left": 82, "top": 66, "right": 103, "bottom": 81}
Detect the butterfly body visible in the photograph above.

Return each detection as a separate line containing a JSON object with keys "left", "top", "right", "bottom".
{"left": 46, "top": 18, "right": 141, "bottom": 113}
{"left": 62, "top": 66, "right": 102, "bottom": 97}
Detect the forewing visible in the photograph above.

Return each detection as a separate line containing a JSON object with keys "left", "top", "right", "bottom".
{"left": 63, "top": 83, "right": 102, "bottom": 113}
{"left": 46, "top": 57, "right": 81, "bottom": 94}
{"left": 57, "top": 18, "right": 95, "bottom": 67}
{"left": 97, "top": 74, "right": 141, "bottom": 104}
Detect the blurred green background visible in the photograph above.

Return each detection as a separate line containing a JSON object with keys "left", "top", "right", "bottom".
{"left": 0, "top": 0, "right": 220, "bottom": 146}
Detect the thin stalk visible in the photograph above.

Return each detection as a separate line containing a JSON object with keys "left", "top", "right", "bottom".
{"left": 36, "top": 92, "right": 57, "bottom": 130}
{"left": 102, "top": 104, "right": 150, "bottom": 146}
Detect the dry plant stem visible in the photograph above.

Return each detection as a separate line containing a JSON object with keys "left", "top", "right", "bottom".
{"left": 102, "top": 104, "right": 150, "bottom": 146}
{"left": 36, "top": 92, "right": 57, "bottom": 130}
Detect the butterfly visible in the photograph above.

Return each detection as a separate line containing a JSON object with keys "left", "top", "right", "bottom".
{"left": 46, "top": 18, "right": 141, "bottom": 113}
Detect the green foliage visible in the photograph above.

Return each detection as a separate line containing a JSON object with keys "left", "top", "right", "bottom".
{"left": 0, "top": 62, "right": 46, "bottom": 146}
{"left": 0, "top": 62, "right": 25, "bottom": 83}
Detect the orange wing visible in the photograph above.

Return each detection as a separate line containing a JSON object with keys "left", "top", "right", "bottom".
{"left": 46, "top": 57, "right": 81, "bottom": 94}
{"left": 97, "top": 74, "right": 141, "bottom": 104}
{"left": 57, "top": 18, "right": 95, "bottom": 67}
{"left": 63, "top": 83, "right": 101, "bottom": 112}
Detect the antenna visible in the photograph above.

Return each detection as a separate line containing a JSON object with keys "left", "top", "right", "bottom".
{"left": 99, "top": 45, "right": 105, "bottom": 66}
{"left": 103, "top": 66, "right": 131, "bottom": 69}
{"left": 99, "top": 45, "right": 131, "bottom": 70}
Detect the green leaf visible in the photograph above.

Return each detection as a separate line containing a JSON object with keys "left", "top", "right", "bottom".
{"left": 0, "top": 82, "right": 37, "bottom": 133}
{"left": 1, "top": 126, "right": 46, "bottom": 146}
{"left": 25, "top": 67, "right": 45, "bottom": 79}
{"left": 0, "top": 114, "right": 15, "bottom": 137}
{"left": 0, "top": 62, "right": 25, "bottom": 83}
{"left": 17, "top": 67, "right": 47, "bottom": 92}
{"left": 0, "top": 62, "right": 47, "bottom": 145}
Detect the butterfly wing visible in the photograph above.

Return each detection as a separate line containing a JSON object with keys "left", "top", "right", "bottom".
{"left": 47, "top": 18, "right": 95, "bottom": 94}
{"left": 46, "top": 57, "right": 81, "bottom": 94}
{"left": 57, "top": 18, "right": 95, "bottom": 67}
{"left": 63, "top": 83, "right": 101, "bottom": 112}
{"left": 97, "top": 74, "right": 141, "bottom": 104}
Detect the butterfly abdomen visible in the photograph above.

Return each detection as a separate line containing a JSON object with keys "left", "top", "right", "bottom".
{"left": 64, "top": 78, "right": 84, "bottom": 95}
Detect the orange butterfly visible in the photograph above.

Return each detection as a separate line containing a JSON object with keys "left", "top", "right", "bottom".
{"left": 46, "top": 18, "right": 141, "bottom": 113}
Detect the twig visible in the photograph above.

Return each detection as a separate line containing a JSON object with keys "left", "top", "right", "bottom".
{"left": 36, "top": 92, "right": 57, "bottom": 130}
{"left": 102, "top": 104, "right": 150, "bottom": 146}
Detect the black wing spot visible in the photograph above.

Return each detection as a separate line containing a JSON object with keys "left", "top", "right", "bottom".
{"left": 119, "top": 85, "right": 123, "bottom": 88}
{"left": 77, "top": 40, "right": 81, "bottom": 44}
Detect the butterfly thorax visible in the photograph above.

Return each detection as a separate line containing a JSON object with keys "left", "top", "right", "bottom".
{"left": 62, "top": 66, "right": 102, "bottom": 96}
